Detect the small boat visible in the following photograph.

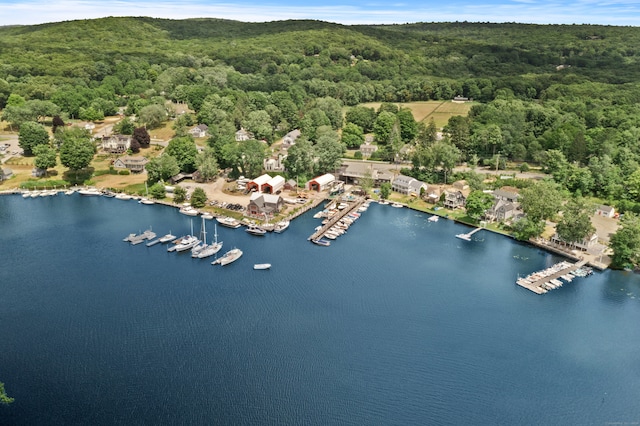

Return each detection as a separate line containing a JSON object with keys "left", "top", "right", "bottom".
{"left": 65, "top": 189, "right": 76, "bottom": 195}
{"left": 428, "top": 215, "right": 439, "bottom": 222}
{"left": 253, "top": 263, "right": 271, "bottom": 270}
{"left": 174, "top": 235, "right": 200, "bottom": 252}
{"left": 78, "top": 188, "right": 102, "bottom": 196}
{"left": 102, "top": 190, "right": 115, "bottom": 198}
{"left": 216, "top": 216, "right": 241, "bottom": 229}
{"left": 391, "top": 202, "right": 403, "bottom": 208}
{"left": 273, "top": 220, "right": 290, "bottom": 233}
{"left": 159, "top": 232, "right": 177, "bottom": 243}
{"left": 212, "top": 248, "right": 243, "bottom": 266}
{"left": 115, "top": 193, "right": 132, "bottom": 200}
{"left": 201, "top": 212, "right": 214, "bottom": 220}
{"left": 245, "top": 224, "right": 267, "bottom": 236}
{"left": 311, "top": 238, "right": 331, "bottom": 247}
{"left": 378, "top": 199, "right": 389, "bottom": 205}
{"left": 179, "top": 206, "right": 199, "bottom": 216}
{"left": 139, "top": 198, "right": 155, "bottom": 205}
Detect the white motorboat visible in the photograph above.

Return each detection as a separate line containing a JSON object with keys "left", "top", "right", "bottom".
{"left": 391, "top": 202, "right": 403, "bottom": 208}
{"left": 311, "top": 238, "right": 330, "bottom": 247}
{"left": 201, "top": 212, "right": 214, "bottom": 220}
{"left": 273, "top": 220, "right": 290, "bottom": 233}
{"left": 246, "top": 224, "right": 267, "bottom": 236}
{"left": 253, "top": 263, "right": 271, "bottom": 270}
{"left": 179, "top": 206, "right": 199, "bottom": 216}
{"left": 78, "top": 188, "right": 102, "bottom": 196}
{"left": 159, "top": 232, "right": 177, "bottom": 243}
{"left": 174, "top": 235, "right": 200, "bottom": 252}
{"left": 212, "top": 248, "right": 243, "bottom": 266}
{"left": 139, "top": 198, "right": 155, "bottom": 205}
{"left": 115, "top": 193, "right": 132, "bottom": 200}
{"left": 216, "top": 216, "right": 241, "bottom": 228}
{"left": 428, "top": 215, "right": 439, "bottom": 222}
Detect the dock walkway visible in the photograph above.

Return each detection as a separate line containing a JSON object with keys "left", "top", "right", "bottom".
{"left": 516, "top": 259, "right": 588, "bottom": 294}
{"left": 308, "top": 197, "right": 365, "bottom": 241}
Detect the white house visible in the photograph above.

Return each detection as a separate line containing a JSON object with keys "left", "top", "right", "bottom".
{"left": 235, "top": 128, "right": 254, "bottom": 141}
{"left": 102, "top": 135, "right": 131, "bottom": 154}
{"left": 189, "top": 124, "right": 208, "bottom": 138}
{"left": 391, "top": 175, "right": 427, "bottom": 196}
{"left": 282, "top": 129, "right": 301, "bottom": 149}
{"left": 113, "top": 155, "right": 149, "bottom": 173}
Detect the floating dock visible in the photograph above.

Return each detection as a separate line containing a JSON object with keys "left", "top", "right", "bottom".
{"left": 308, "top": 197, "right": 365, "bottom": 242}
{"left": 516, "top": 260, "right": 588, "bottom": 294}
{"left": 456, "top": 227, "right": 483, "bottom": 241}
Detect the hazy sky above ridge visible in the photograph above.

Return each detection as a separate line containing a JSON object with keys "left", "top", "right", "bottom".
{"left": 1, "top": 0, "right": 639, "bottom": 26}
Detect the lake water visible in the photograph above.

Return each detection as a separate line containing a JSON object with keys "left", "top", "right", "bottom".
{"left": 1, "top": 193, "right": 640, "bottom": 425}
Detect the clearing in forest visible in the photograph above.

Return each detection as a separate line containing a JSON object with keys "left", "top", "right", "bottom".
{"left": 359, "top": 101, "right": 474, "bottom": 129}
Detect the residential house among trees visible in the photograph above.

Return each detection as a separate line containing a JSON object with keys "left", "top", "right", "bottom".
{"left": 264, "top": 154, "right": 285, "bottom": 172}
{"left": 282, "top": 129, "right": 301, "bottom": 149}
{"left": 484, "top": 199, "right": 517, "bottom": 222}
{"left": 235, "top": 128, "right": 254, "bottom": 141}
{"left": 102, "top": 135, "right": 131, "bottom": 154}
{"left": 247, "top": 192, "right": 284, "bottom": 219}
{"left": 189, "top": 124, "right": 208, "bottom": 138}
{"left": 444, "top": 181, "right": 471, "bottom": 209}
{"left": 359, "top": 142, "right": 378, "bottom": 158}
{"left": 596, "top": 205, "right": 615, "bottom": 218}
{"left": 391, "top": 175, "right": 427, "bottom": 196}
{"left": 113, "top": 155, "right": 149, "bottom": 173}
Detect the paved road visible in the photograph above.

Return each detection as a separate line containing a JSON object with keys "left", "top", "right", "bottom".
{"left": 0, "top": 134, "right": 21, "bottom": 165}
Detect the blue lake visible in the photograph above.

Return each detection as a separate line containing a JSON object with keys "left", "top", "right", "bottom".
{"left": 1, "top": 193, "right": 640, "bottom": 425}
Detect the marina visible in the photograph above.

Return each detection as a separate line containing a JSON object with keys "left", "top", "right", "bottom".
{"left": 516, "top": 260, "right": 591, "bottom": 294}
{"left": 307, "top": 197, "right": 366, "bottom": 243}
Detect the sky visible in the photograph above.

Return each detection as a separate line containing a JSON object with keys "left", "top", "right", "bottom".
{"left": 0, "top": 0, "right": 639, "bottom": 27}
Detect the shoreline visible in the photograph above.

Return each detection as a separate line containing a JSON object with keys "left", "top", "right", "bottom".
{"left": 0, "top": 188, "right": 611, "bottom": 270}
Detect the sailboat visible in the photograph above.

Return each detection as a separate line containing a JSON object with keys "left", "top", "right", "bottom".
{"left": 197, "top": 223, "right": 223, "bottom": 259}
{"left": 139, "top": 182, "right": 155, "bottom": 205}
{"left": 191, "top": 217, "right": 208, "bottom": 257}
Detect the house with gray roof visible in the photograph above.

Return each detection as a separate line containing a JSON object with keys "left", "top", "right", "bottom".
{"left": 392, "top": 175, "right": 427, "bottom": 196}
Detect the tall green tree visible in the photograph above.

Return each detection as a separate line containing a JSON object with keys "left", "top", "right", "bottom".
{"left": 58, "top": 127, "right": 95, "bottom": 176}
{"left": 190, "top": 187, "right": 207, "bottom": 208}
{"left": 519, "top": 180, "right": 563, "bottom": 223}
{"left": 137, "top": 104, "right": 166, "bottom": 129}
{"left": 284, "top": 136, "right": 315, "bottom": 181}
{"left": 314, "top": 133, "right": 345, "bottom": 174}
{"left": 610, "top": 212, "right": 640, "bottom": 269}
{"left": 33, "top": 144, "right": 57, "bottom": 172}
{"left": 166, "top": 136, "right": 198, "bottom": 173}
{"left": 341, "top": 122, "right": 364, "bottom": 149}
{"left": 555, "top": 197, "right": 595, "bottom": 247}
{"left": 465, "top": 190, "right": 494, "bottom": 221}
{"left": 146, "top": 154, "right": 180, "bottom": 184}
{"left": 18, "top": 121, "right": 50, "bottom": 155}
{"left": 195, "top": 147, "right": 219, "bottom": 182}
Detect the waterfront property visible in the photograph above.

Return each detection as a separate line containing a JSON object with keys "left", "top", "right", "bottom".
{"left": 113, "top": 155, "right": 149, "bottom": 173}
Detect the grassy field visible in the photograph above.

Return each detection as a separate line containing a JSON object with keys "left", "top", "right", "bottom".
{"left": 360, "top": 101, "right": 474, "bottom": 128}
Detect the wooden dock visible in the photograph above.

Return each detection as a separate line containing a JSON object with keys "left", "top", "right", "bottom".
{"left": 308, "top": 197, "right": 365, "bottom": 241}
{"left": 516, "top": 259, "right": 588, "bottom": 294}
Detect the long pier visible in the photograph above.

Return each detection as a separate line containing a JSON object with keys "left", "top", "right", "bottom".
{"left": 456, "top": 227, "right": 483, "bottom": 241}
{"left": 516, "top": 259, "right": 588, "bottom": 294}
{"left": 308, "top": 197, "right": 365, "bottom": 241}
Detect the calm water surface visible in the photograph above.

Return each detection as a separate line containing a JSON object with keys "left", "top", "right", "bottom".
{"left": 1, "top": 194, "right": 639, "bottom": 425}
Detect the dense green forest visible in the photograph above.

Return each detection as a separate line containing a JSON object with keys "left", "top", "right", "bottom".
{"left": 2, "top": 18, "right": 640, "bottom": 217}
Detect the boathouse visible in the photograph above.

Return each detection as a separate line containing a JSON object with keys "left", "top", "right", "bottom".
{"left": 261, "top": 175, "right": 285, "bottom": 194}
{"left": 247, "top": 192, "right": 284, "bottom": 217}
{"left": 246, "top": 174, "right": 272, "bottom": 192}
{"left": 307, "top": 174, "right": 335, "bottom": 191}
